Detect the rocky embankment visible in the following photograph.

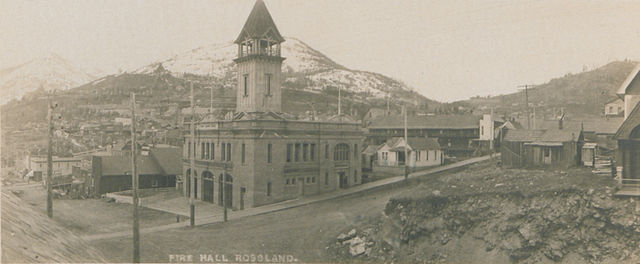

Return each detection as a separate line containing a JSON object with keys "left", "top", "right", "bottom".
{"left": 330, "top": 161, "right": 640, "bottom": 263}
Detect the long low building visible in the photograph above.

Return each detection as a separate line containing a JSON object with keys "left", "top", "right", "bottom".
{"left": 366, "top": 114, "right": 488, "bottom": 157}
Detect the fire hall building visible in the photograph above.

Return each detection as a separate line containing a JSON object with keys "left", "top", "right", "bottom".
{"left": 182, "top": 0, "right": 363, "bottom": 209}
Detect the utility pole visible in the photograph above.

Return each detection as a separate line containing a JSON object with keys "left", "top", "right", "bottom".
{"left": 403, "top": 104, "right": 409, "bottom": 182}
{"left": 210, "top": 84, "right": 214, "bottom": 114}
{"left": 386, "top": 92, "right": 390, "bottom": 116}
{"left": 189, "top": 81, "right": 196, "bottom": 227}
{"left": 338, "top": 86, "right": 341, "bottom": 115}
{"left": 223, "top": 163, "right": 228, "bottom": 222}
{"left": 130, "top": 93, "right": 140, "bottom": 263}
{"left": 517, "top": 85, "right": 534, "bottom": 129}
{"left": 46, "top": 99, "right": 54, "bottom": 218}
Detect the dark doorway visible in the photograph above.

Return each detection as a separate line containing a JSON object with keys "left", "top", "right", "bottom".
{"left": 398, "top": 151, "right": 406, "bottom": 165}
{"left": 202, "top": 171, "right": 214, "bottom": 203}
{"left": 338, "top": 172, "right": 347, "bottom": 188}
{"left": 224, "top": 174, "right": 233, "bottom": 208}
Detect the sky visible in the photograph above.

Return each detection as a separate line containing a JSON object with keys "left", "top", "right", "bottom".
{"left": 2, "top": 0, "right": 640, "bottom": 102}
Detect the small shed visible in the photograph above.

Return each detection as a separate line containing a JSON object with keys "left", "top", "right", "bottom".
{"left": 582, "top": 143, "right": 598, "bottom": 167}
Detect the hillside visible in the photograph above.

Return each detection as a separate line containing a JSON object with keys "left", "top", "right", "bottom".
{"left": 462, "top": 60, "right": 638, "bottom": 118}
{"left": 135, "top": 37, "right": 429, "bottom": 104}
{"left": 1, "top": 37, "right": 434, "bottom": 131}
{"left": 0, "top": 54, "right": 96, "bottom": 104}
{"left": 330, "top": 160, "right": 640, "bottom": 263}
{"left": 1, "top": 191, "right": 107, "bottom": 262}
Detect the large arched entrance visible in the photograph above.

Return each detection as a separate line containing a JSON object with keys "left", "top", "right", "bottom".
{"left": 201, "top": 171, "right": 214, "bottom": 203}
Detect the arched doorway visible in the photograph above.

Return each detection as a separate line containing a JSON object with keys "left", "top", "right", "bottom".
{"left": 224, "top": 174, "right": 233, "bottom": 208}
{"left": 201, "top": 171, "right": 214, "bottom": 203}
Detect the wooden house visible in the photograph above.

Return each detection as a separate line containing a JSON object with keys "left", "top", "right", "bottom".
{"left": 501, "top": 125, "right": 584, "bottom": 169}
{"left": 375, "top": 137, "right": 443, "bottom": 168}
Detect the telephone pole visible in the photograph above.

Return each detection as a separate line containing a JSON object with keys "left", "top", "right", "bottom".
{"left": 130, "top": 93, "right": 140, "bottom": 263}
{"left": 46, "top": 99, "right": 54, "bottom": 218}
{"left": 517, "top": 85, "right": 535, "bottom": 129}
{"left": 223, "top": 163, "right": 228, "bottom": 222}
{"left": 403, "top": 104, "right": 409, "bottom": 182}
{"left": 189, "top": 81, "right": 196, "bottom": 227}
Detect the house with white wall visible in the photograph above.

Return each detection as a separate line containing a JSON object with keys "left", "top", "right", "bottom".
{"left": 376, "top": 137, "right": 443, "bottom": 168}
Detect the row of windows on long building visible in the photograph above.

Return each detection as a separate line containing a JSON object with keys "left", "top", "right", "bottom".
{"left": 185, "top": 141, "right": 358, "bottom": 163}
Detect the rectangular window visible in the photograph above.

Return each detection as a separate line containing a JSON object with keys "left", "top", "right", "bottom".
{"left": 267, "top": 182, "right": 272, "bottom": 196}
{"left": 206, "top": 143, "right": 210, "bottom": 160}
{"left": 286, "top": 144, "right": 292, "bottom": 162}
{"left": 295, "top": 143, "right": 301, "bottom": 162}
{"left": 303, "top": 143, "right": 308, "bottom": 161}
{"left": 265, "top": 74, "right": 271, "bottom": 95}
{"left": 267, "top": 143, "right": 272, "bottom": 163}
{"left": 243, "top": 74, "right": 249, "bottom": 96}
{"left": 221, "top": 143, "right": 226, "bottom": 161}
{"left": 187, "top": 140, "right": 191, "bottom": 158}
{"left": 212, "top": 144, "right": 215, "bottom": 160}
{"left": 286, "top": 179, "right": 290, "bottom": 185}
{"left": 354, "top": 144, "right": 358, "bottom": 159}
{"left": 312, "top": 177, "right": 315, "bottom": 183}
{"left": 354, "top": 170, "right": 358, "bottom": 183}
{"left": 306, "top": 177, "right": 310, "bottom": 183}
{"left": 227, "top": 143, "right": 231, "bottom": 161}
{"left": 325, "top": 172, "right": 329, "bottom": 185}
{"left": 241, "top": 143, "right": 246, "bottom": 164}
{"left": 310, "top": 144, "right": 315, "bottom": 161}
{"left": 325, "top": 144, "right": 329, "bottom": 159}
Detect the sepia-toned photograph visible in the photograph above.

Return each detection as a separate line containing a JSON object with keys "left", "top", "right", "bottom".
{"left": 1, "top": 0, "right": 640, "bottom": 263}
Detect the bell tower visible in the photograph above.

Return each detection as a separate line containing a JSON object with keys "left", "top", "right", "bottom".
{"left": 234, "top": 0, "right": 285, "bottom": 113}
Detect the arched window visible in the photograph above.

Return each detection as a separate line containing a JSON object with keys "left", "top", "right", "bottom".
{"left": 334, "top": 143, "right": 350, "bottom": 161}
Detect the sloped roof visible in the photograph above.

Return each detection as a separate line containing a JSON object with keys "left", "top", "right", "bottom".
{"left": 605, "top": 98, "right": 623, "bottom": 105}
{"left": 234, "top": 0, "right": 285, "bottom": 44}
{"left": 536, "top": 118, "right": 623, "bottom": 135}
{"left": 100, "top": 155, "right": 162, "bottom": 176}
{"left": 504, "top": 127, "right": 582, "bottom": 143}
{"left": 537, "top": 127, "right": 582, "bottom": 142}
{"left": 407, "top": 137, "right": 441, "bottom": 150}
{"left": 362, "top": 145, "right": 378, "bottom": 155}
{"left": 616, "top": 62, "right": 640, "bottom": 96}
{"left": 369, "top": 115, "right": 480, "bottom": 129}
{"left": 150, "top": 147, "right": 182, "bottom": 175}
{"left": 615, "top": 102, "right": 640, "bottom": 140}
{"left": 381, "top": 137, "right": 440, "bottom": 152}
{"left": 503, "top": 129, "right": 545, "bottom": 142}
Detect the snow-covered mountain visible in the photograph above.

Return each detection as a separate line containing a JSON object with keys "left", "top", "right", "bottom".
{"left": 135, "top": 37, "right": 413, "bottom": 99}
{"left": 0, "top": 54, "right": 96, "bottom": 104}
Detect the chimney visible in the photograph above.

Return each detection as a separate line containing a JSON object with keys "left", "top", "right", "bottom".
{"left": 558, "top": 118, "right": 563, "bottom": 130}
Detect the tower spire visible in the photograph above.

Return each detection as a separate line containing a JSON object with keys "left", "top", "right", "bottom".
{"left": 234, "top": 0, "right": 285, "bottom": 113}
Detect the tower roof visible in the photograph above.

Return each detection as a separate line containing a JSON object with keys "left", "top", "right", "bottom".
{"left": 234, "top": 0, "right": 285, "bottom": 44}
